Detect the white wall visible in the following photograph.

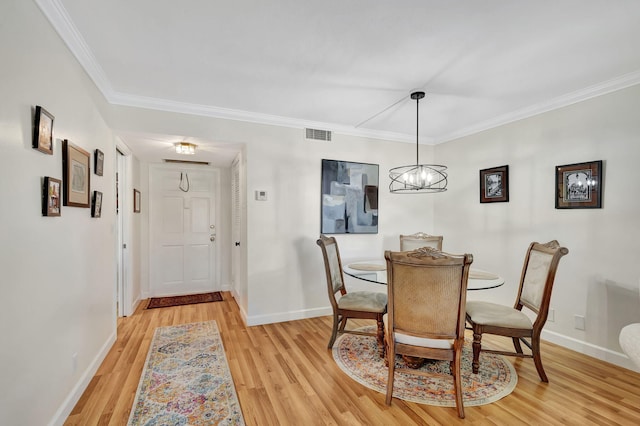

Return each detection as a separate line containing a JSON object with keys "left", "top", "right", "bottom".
{"left": 434, "top": 84, "right": 640, "bottom": 370}
{"left": 0, "top": 1, "right": 120, "bottom": 424}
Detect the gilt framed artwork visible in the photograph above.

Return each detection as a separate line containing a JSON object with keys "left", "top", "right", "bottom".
{"left": 320, "top": 159, "right": 379, "bottom": 234}
{"left": 62, "top": 140, "right": 91, "bottom": 208}
{"left": 480, "top": 165, "right": 509, "bottom": 203}
{"left": 555, "top": 160, "right": 603, "bottom": 209}
{"left": 33, "top": 105, "right": 54, "bottom": 155}
{"left": 42, "top": 176, "right": 61, "bottom": 216}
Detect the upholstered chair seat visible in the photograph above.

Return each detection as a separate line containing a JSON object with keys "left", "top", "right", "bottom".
{"left": 339, "top": 292, "right": 387, "bottom": 313}
{"left": 465, "top": 301, "right": 534, "bottom": 329}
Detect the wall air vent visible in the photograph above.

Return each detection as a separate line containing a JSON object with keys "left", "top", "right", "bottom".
{"left": 164, "top": 159, "right": 210, "bottom": 165}
{"left": 305, "top": 128, "right": 332, "bottom": 141}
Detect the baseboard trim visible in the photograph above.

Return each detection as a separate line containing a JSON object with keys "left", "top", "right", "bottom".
{"left": 48, "top": 331, "right": 117, "bottom": 426}
{"left": 246, "top": 306, "right": 332, "bottom": 326}
{"left": 542, "top": 329, "right": 639, "bottom": 372}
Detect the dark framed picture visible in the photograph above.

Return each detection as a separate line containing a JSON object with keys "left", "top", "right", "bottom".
{"left": 42, "top": 176, "right": 61, "bottom": 216}
{"left": 480, "top": 165, "right": 509, "bottom": 203}
{"left": 321, "top": 159, "right": 379, "bottom": 234}
{"left": 91, "top": 191, "right": 103, "bottom": 217}
{"left": 94, "top": 149, "right": 104, "bottom": 176}
{"left": 134, "top": 189, "right": 141, "bottom": 213}
{"left": 62, "top": 139, "right": 91, "bottom": 208}
{"left": 555, "top": 160, "right": 603, "bottom": 209}
{"left": 33, "top": 105, "right": 54, "bottom": 155}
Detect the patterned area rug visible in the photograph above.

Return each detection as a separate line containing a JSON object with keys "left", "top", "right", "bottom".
{"left": 128, "top": 321, "right": 245, "bottom": 425}
{"left": 333, "top": 326, "right": 517, "bottom": 406}
{"left": 147, "top": 292, "right": 223, "bottom": 309}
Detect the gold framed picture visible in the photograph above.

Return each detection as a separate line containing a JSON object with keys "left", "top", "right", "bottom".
{"left": 62, "top": 140, "right": 91, "bottom": 208}
{"left": 33, "top": 105, "right": 54, "bottom": 155}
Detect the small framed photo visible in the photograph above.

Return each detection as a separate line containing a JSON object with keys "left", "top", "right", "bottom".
{"left": 42, "top": 176, "right": 61, "bottom": 216}
{"left": 33, "top": 105, "right": 54, "bottom": 155}
{"left": 480, "top": 165, "right": 509, "bottom": 203}
{"left": 91, "top": 191, "right": 103, "bottom": 217}
{"left": 94, "top": 149, "right": 104, "bottom": 176}
{"left": 62, "top": 139, "right": 91, "bottom": 208}
{"left": 555, "top": 160, "right": 603, "bottom": 209}
{"left": 134, "top": 189, "right": 141, "bottom": 213}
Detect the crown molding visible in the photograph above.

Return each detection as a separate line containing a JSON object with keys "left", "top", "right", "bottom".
{"left": 436, "top": 70, "right": 640, "bottom": 144}
{"left": 35, "top": 0, "right": 640, "bottom": 146}
{"left": 35, "top": 0, "right": 114, "bottom": 97}
{"left": 109, "top": 91, "right": 417, "bottom": 143}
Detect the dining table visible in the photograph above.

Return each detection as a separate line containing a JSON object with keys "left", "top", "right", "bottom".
{"left": 343, "top": 259, "right": 505, "bottom": 290}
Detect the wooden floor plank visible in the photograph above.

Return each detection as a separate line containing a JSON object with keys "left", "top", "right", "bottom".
{"left": 64, "top": 292, "right": 640, "bottom": 425}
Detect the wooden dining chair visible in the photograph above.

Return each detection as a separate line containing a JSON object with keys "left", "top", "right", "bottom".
{"left": 316, "top": 235, "right": 387, "bottom": 357}
{"left": 399, "top": 232, "right": 443, "bottom": 251}
{"left": 384, "top": 247, "right": 473, "bottom": 418}
{"left": 465, "top": 240, "right": 569, "bottom": 382}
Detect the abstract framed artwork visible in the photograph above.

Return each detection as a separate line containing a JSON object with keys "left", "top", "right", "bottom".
{"left": 480, "top": 165, "right": 509, "bottom": 203}
{"left": 321, "top": 159, "right": 379, "bottom": 234}
{"left": 555, "top": 160, "right": 603, "bottom": 209}
{"left": 62, "top": 140, "right": 91, "bottom": 207}
{"left": 94, "top": 149, "right": 104, "bottom": 176}
{"left": 134, "top": 189, "right": 141, "bottom": 213}
{"left": 91, "top": 191, "right": 103, "bottom": 218}
{"left": 33, "top": 105, "right": 54, "bottom": 155}
{"left": 42, "top": 176, "right": 61, "bottom": 216}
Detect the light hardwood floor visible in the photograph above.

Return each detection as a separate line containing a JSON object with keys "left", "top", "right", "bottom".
{"left": 65, "top": 292, "right": 640, "bottom": 425}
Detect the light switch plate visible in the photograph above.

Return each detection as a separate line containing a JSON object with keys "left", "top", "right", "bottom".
{"left": 255, "top": 190, "right": 267, "bottom": 201}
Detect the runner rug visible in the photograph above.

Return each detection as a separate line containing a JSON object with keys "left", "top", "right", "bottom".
{"left": 128, "top": 321, "right": 245, "bottom": 425}
{"left": 146, "top": 292, "right": 223, "bottom": 309}
{"left": 333, "top": 326, "right": 517, "bottom": 406}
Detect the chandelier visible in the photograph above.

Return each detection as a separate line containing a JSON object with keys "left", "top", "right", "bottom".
{"left": 389, "top": 92, "right": 447, "bottom": 193}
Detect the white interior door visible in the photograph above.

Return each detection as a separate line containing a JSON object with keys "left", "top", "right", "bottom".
{"left": 150, "top": 166, "right": 219, "bottom": 297}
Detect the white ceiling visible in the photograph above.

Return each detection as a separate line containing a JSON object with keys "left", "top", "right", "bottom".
{"left": 38, "top": 0, "right": 640, "bottom": 165}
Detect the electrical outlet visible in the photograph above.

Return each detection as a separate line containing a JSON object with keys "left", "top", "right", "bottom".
{"left": 72, "top": 352, "right": 78, "bottom": 372}
{"left": 574, "top": 315, "right": 585, "bottom": 330}
{"left": 548, "top": 308, "right": 555, "bottom": 322}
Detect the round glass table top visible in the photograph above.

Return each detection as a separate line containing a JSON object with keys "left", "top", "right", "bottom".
{"left": 343, "top": 260, "right": 504, "bottom": 291}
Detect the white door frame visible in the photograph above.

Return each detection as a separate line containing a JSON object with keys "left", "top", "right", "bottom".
{"left": 115, "top": 142, "right": 133, "bottom": 316}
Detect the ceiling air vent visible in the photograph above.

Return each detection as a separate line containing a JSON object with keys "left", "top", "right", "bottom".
{"left": 305, "top": 128, "right": 332, "bottom": 142}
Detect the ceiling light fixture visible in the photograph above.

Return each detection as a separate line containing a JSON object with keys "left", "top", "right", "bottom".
{"left": 174, "top": 142, "right": 197, "bottom": 155}
{"left": 389, "top": 92, "right": 447, "bottom": 193}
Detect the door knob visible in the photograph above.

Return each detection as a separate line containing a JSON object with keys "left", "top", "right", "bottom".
{"left": 210, "top": 235, "right": 216, "bottom": 242}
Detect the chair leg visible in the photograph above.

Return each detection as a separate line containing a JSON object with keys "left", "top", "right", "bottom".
{"left": 512, "top": 337, "right": 523, "bottom": 354}
{"left": 385, "top": 350, "right": 395, "bottom": 405}
{"left": 531, "top": 334, "right": 548, "bottom": 382}
{"left": 472, "top": 330, "right": 482, "bottom": 374}
{"left": 452, "top": 350, "right": 465, "bottom": 419}
{"left": 328, "top": 312, "right": 340, "bottom": 349}
{"left": 376, "top": 315, "right": 385, "bottom": 358}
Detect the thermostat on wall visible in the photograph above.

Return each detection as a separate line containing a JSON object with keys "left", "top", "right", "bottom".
{"left": 255, "top": 190, "right": 267, "bottom": 201}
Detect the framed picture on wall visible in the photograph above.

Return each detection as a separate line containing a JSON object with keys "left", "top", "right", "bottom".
{"left": 33, "top": 105, "right": 54, "bottom": 155}
{"left": 480, "top": 165, "right": 509, "bottom": 203}
{"left": 134, "top": 189, "right": 141, "bottom": 213}
{"left": 91, "top": 191, "right": 103, "bottom": 218}
{"left": 42, "top": 176, "right": 61, "bottom": 216}
{"left": 555, "top": 160, "right": 603, "bottom": 209}
{"left": 94, "top": 149, "right": 104, "bottom": 176}
{"left": 320, "top": 159, "right": 379, "bottom": 234}
{"left": 62, "top": 139, "right": 91, "bottom": 208}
